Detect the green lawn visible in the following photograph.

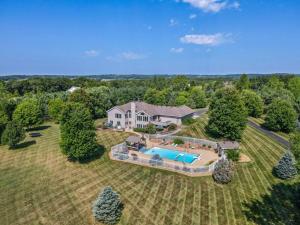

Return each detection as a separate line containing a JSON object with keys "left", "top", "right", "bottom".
{"left": 0, "top": 120, "right": 299, "bottom": 225}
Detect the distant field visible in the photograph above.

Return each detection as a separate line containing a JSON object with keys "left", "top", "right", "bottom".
{"left": 0, "top": 119, "right": 298, "bottom": 225}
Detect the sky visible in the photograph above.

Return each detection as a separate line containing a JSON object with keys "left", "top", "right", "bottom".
{"left": 0, "top": 0, "right": 300, "bottom": 75}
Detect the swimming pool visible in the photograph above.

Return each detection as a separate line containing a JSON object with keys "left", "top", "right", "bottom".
{"left": 143, "top": 147, "right": 199, "bottom": 164}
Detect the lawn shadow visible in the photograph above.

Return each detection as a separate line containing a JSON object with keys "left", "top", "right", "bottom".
{"left": 13, "top": 140, "right": 37, "bottom": 150}
{"left": 27, "top": 125, "right": 51, "bottom": 132}
{"left": 243, "top": 182, "right": 300, "bottom": 225}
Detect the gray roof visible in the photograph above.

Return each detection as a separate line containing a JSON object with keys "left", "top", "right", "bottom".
{"left": 126, "top": 136, "right": 142, "bottom": 143}
{"left": 218, "top": 141, "right": 240, "bottom": 150}
{"left": 115, "top": 101, "right": 194, "bottom": 118}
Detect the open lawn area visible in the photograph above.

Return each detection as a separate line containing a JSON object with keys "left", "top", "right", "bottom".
{"left": 0, "top": 120, "right": 299, "bottom": 225}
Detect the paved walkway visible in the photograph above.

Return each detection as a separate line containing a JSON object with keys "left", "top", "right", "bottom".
{"left": 247, "top": 120, "right": 290, "bottom": 148}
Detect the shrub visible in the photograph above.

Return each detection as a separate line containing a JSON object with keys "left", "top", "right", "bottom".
{"left": 146, "top": 124, "right": 156, "bottom": 134}
{"left": 273, "top": 152, "right": 297, "bottom": 179}
{"left": 173, "top": 138, "right": 184, "bottom": 145}
{"left": 133, "top": 127, "right": 146, "bottom": 133}
{"left": 226, "top": 149, "right": 240, "bottom": 162}
{"left": 1, "top": 121, "right": 26, "bottom": 149}
{"left": 168, "top": 123, "right": 177, "bottom": 131}
{"left": 212, "top": 159, "right": 234, "bottom": 184}
{"left": 92, "top": 186, "right": 123, "bottom": 225}
{"left": 182, "top": 118, "right": 196, "bottom": 126}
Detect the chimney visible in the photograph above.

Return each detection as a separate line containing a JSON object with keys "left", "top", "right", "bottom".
{"left": 130, "top": 102, "right": 136, "bottom": 128}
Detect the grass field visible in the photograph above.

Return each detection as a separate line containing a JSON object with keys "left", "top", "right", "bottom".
{"left": 0, "top": 119, "right": 299, "bottom": 225}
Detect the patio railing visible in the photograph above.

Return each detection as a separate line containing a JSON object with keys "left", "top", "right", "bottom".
{"left": 111, "top": 143, "right": 219, "bottom": 175}
{"left": 147, "top": 135, "right": 218, "bottom": 150}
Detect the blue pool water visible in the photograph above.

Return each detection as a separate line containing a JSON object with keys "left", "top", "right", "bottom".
{"left": 143, "top": 147, "right": 199, "bottom": 164}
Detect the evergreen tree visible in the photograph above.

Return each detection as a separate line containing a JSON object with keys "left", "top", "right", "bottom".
{"left": 60, "top": 103, "right": 99, "bottom": 161}
{"left": 212, "top": 159, "right": 234, "bottom": 184}
{"left": 207, "top": 88, "right": 247, "bottom": 140}
{"left": 92, "top": 186, "right": 123, "bottom": 225}
{"left": 1, "top": 121, "right": 25, "bottom": 149}
{"left": 273, "top": 152, "right": 297, "bottom": 179}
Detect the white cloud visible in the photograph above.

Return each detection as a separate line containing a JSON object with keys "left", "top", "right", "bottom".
{"left": 180, "top": 33, "right": 232, "bottom": 46}
{"left": 170, "top": 47, "right": 184, "bottom": 53}
{"left": 119, "top": 52, "right": 145, "bottom": 60}
{"left": 84, "top": 49, "right": 99, "bottom": 57}
{"left": 189, "top": 14, "right": 197, "bottom": 19}
{"left": 169, "top": 18, "right": 178, "bottom": 26}
{"left": 180, "top": 0, "right": 239, "bottom": 13}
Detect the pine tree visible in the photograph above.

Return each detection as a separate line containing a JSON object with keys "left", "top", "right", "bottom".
{"left": 212, "top": 159, "right": 234, "bottom": 184}
{"left": 1, "top": 121, "right": 26, "bottom": 149}
{"left": 92, "top": 186, "right": 123, "bottom": 225}
{"left": 273, "top": 152, "right": 297, "bottom": 179}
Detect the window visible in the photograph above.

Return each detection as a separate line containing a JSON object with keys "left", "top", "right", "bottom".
{"left": 117, "top": 121, "right": 121, "bottom": 126}
{"left": 115, "top": 113, "right": 122, "bottom": 118}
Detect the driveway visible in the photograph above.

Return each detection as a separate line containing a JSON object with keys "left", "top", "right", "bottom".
{"left": 247, "top": 120, "right": 290, "bottom": 148}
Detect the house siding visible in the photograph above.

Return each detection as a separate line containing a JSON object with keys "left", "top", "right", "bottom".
{"left": 107, "top": 108, "right": 126, "bottom": 128}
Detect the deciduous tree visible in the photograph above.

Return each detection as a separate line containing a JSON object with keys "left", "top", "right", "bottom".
{"left": 13, "top": 98, "right": 43, "bottom": 128}
{"left": 265, "top": 99, "right": 297, "bottom": 133}
{"left": 207, "top": 88, "right": 247, "bottom": 140}
{"left": 241, "top": 90, "right": 264, "bottom": 118}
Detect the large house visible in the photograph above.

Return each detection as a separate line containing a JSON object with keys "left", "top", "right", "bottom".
{"left": 107, "top": 101, "right": 195, "bottom": 129}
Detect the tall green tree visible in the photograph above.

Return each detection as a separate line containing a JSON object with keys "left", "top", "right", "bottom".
{"left": 207, "top": 88, "right": 248, "bottom": 140}
{"left": 188, "top": 86, "right": 207, "bottom": 108}
{"left": 0, "top": 110, "right": 8, "bottom": 144}
{"left": 241, "top": 90, "right": 264, "bottom": 118}
{"left": 265, "top": 99, "right": 297, "bottom": 133}
{"left": 290, "top": 132, "right": 300, "bottom": 170}
{"left": 68, "top": 89, "right": 94, "bottom": 116}
{"left": 175, "top": 92, "right": 188, "bottom": 106}
{"left": 1, "top": 121, "right": 25, "bottom": 149}
{"left": 60, "top": 103, "right": 99, "bottom": 161}
{"left": 13, "top": 98, "right": 43, "bottom": 128}
{"left": 87, "top": 86, "right": 113, "bottom": 118}
{"left": 287, "top": 77, "right": 300, "bottom": 99}
{"left": 48, "top": 98, "right": 65, "bottom": 122}
{"left": 236, "top": 74, "right": 250, "bottom": 90}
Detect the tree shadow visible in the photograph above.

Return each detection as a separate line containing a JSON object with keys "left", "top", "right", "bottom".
{"left": 243, "top": 182, "right": 300, "bottom": 225}
{"left": 27, "top": 125, "right": 51, "bottom": 132}
{"left": 13, "top": 140, "right": 37, "bottom": 149}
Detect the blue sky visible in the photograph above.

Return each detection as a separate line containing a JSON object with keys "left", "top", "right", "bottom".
{"left": 0, "top": 0, "right": 300, "bottom": 75}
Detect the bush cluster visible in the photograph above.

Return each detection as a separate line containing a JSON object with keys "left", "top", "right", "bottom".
{"left": 213, "top": 159, "right": 234, "bottom": 184}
